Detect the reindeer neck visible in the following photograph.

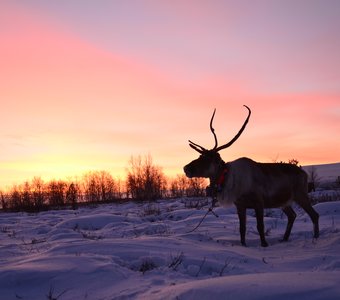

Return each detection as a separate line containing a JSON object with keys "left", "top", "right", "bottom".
{"left": 208, "top": 159, "right": 226, "bottom": 206}
{"left": 210, "top": 159, "right": 226, "bottom": 181}
{"left": 209, "top": 160, "right": 226, "bottom": 189}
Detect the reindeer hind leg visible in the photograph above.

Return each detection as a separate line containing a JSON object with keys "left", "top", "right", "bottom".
{"left": 296, "top": 195, "right": 319, "bottom": 239}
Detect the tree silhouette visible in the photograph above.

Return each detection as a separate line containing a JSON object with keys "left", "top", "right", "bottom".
{"left": 126, "top": 154, "right": 167, "bottom": 200}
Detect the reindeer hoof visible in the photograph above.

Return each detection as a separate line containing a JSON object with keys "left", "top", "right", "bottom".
{"left": 261, "top": 241, "right": 269, "bottom": 247}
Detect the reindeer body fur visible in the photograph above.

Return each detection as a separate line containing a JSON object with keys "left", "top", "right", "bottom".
{"left": 218, "top": 157, "right": 308, "bottom": 209}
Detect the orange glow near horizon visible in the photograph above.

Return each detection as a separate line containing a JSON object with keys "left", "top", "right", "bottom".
{"left": 1, "top": 1, "right": 339, "bottom": 189}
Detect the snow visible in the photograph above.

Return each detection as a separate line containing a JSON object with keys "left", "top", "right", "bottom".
{"left": 1, "top": 199, "right": 340, "bottom": 300}
{"left": 303, "top": 162, "right": 340, "bottom": 183}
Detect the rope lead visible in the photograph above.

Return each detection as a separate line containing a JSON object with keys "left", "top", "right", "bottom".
{"left": 187, "top": 199, "right": 219, "bottom": 233}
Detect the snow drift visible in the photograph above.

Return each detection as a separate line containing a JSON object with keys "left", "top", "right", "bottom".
{"left": 1, "top": 199, "right": 339, "bottom": 299}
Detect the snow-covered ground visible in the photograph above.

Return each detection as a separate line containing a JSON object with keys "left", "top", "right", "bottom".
{"left": 303, "top": 162, "right": 340, "bottom": 183}
{"left": 1, "top": 199, "right": 339, "bottom": 300}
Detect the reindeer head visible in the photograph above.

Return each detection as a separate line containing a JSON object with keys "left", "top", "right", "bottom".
{"left": 183, "top": 105, "right": 251, "bottom": 179}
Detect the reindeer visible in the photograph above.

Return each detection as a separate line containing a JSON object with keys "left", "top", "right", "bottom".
{"left": 183, "top": 106, "right": 319, "bottom": 247}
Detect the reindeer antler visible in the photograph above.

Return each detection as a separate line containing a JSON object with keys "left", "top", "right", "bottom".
{"left": 210, "top": 109, "right": 218, "bottom": 150}
{"left": 214, "top": 105, "right": 251, "bottom": 152}
{"left": 188, "top": 140, "right": 206, "bottom": 153}
{"left": 188, "top": 105, "right": 251, "bottom": 153}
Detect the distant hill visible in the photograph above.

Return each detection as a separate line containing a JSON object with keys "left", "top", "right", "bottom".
{"left": 303, "top": 162, "right": 340, "bottom": 183}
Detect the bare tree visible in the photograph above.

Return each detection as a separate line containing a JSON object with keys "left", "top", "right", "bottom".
{"left": 31, "top": 177, "right": 45, "bottom": 210}
{"left": 98, "top": 170, "right": 116, "bottom": 202}
{"left": 0, "top": 190, "right": 8, "bottom": 211}
{"left": 48, "top": 180, "right": 66, "bottom": 207}
{"left": 22, "top": 181, "right": 32, "bottom": 210}
{"left": 307, "top": 166, "right": 320, "bottom": 192}
{"left": 186, "top": 178, "right": 207, "bottom": 197}
{"left": 9, "top": 185, "right": 22, "bottom": 211}
{"left": 82, "top": 171, "right": 118, "bottom": 202}
{"left": 126, "top": 154, "right": 166, "bottom": 200}
{"left": 66, "top": 182, "right": 79, "bottom": 209}
{"left": 170, "top": 174, "right": 188, "bottom": 198}
{"left": 336, "top": 176, "right": 340, "bottom": 188}
{"left": 82, "top": 172, "right": 101, "bottom": 202}
{"left": 115, "top": 178, "right": 125, "bottom": 199}
{"left": 288, "top": 158, "right": 299, "bottom": 166}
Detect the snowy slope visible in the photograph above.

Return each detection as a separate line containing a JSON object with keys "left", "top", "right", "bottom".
{"left": 0, "top": 199, "right": 340, "bottom": 300}
{"left": 303, "top": 162, "right": 340, "bottom": 183}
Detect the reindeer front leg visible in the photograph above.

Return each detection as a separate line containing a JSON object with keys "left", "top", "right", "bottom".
{"left": 236, "top": 206, "right": 247, "bottom": 246}
{"left": 254, "top": 204, "right": 269, "bottom": 247}
{"left": 281, "top": 206, "right": 296, "bottom": 241}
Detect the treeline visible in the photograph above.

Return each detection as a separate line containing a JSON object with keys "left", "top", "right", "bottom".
{"left": 0, "top": 155, "right": 207, "bottom": 212}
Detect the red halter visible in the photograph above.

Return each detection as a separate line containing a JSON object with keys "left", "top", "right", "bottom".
{"left": 216, "top": 167, "right": 228, "bottom": 191}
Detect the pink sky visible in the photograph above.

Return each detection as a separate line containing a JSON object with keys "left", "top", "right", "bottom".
{"left": 1, "top": 1, "right": 339, "bottom": 188}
